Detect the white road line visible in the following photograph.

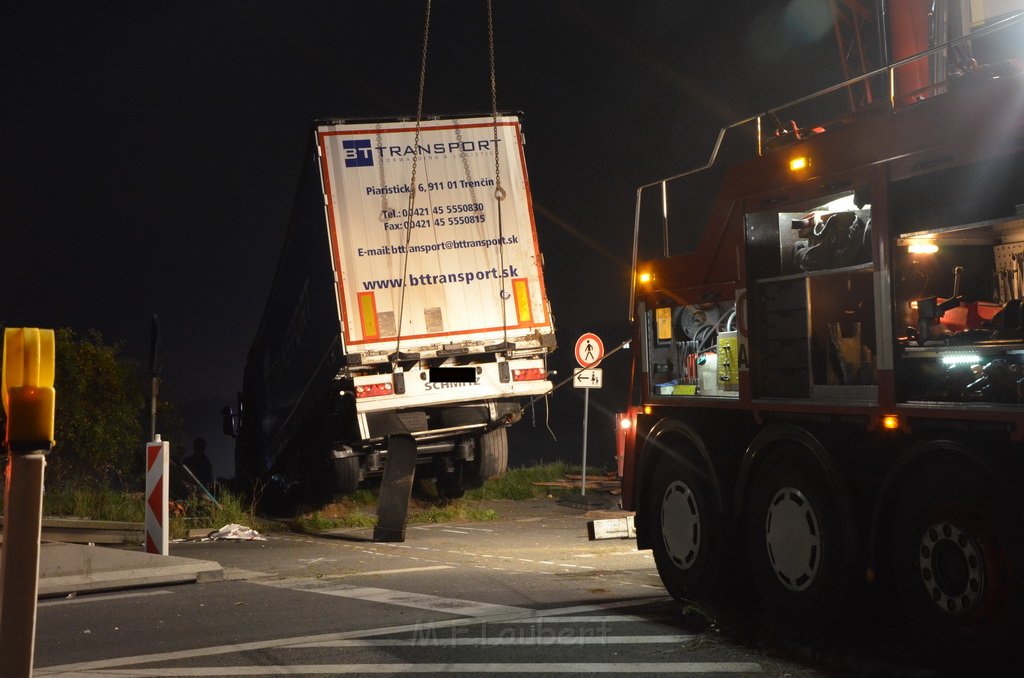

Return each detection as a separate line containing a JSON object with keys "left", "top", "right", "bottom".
{"left": 309, "top": 585, "right": 531, "bottom": 617}
{"left": 320, "top": 565, "right": 455, "bottom": 578}
{"left": 253, "top": 580, "right": 529, "bottom": 617}
{"left": 57, "top": 662, "right": 762, "bottom": 675}
{"left": 501, "top": 615, "right": 673, "bottom": 623}
{"left": 294, "top": 634, "right": 694, "bottom": 648}
{"left": 38, "top": 590, "right": 174, "bottom": 607}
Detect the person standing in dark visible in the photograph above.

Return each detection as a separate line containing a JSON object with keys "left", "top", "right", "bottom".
{"left": 183, "top": 437, "right": 213, "bottom": 489}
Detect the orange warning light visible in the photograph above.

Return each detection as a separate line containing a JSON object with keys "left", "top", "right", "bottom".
{"left": 2, "top": 328, "right": 56, "bottom": 451}
{"left": 789, "top": 156, "right": 810, "bottom": 172}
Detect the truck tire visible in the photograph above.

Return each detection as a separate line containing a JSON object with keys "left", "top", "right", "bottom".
{"left": 745, "top": 446, "right": 852, "bottom": 632}
{"left": 888, "top": 461, "right": 1024, "bottom": 659}
{"left": 648, "top": 447, "right": 723, "bottom": 602}
{"left": 475, "top": 427, "right": 508, "bottom": 482}
{"left": 332, "top": 455, "right": 361, "bottom": 495}
{"left": 436, "top": 466, "right": 467, "bottom": 499}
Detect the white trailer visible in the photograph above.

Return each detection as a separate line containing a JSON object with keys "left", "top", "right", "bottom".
{"left": 231, "top": 115, "right": 555, "bottom": 502}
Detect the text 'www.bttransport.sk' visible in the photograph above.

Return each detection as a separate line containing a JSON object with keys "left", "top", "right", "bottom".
{"left": 361, "top": 265, "right": 521, "bottom": 291}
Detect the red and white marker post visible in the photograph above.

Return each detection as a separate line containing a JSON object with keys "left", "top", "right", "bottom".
{"left": 145, "top": 436, "right": 169, "bottom": 555}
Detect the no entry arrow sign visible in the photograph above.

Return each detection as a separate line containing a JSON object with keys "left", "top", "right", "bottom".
{"left": 574, "top": 368, "right": 603, "bottom": 389}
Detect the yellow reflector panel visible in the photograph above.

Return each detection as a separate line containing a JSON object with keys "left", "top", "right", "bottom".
{"left": 656, "top": 307, "right": 672, "bottom": 341}
{"left": 358, "top": 292, "right": 379, "bottom": 339}
{"left": 513, "top": 278, "right": 532, "bottom": 324}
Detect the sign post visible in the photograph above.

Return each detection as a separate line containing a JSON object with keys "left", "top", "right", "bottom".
{"left": 574, "top": 333, "right": 605, "bottom": 497}
{"left": 0, "top": 327, "right": 56, "bottom": 678}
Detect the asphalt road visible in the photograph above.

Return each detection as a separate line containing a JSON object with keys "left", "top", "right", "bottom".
{"left": 32, "top": 498, "right": 935, "bottom": 676}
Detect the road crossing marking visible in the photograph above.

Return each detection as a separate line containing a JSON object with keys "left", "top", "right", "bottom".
{"left": 252, "top": 580, "right": 531, "bottom": 617}
{"left": 66, "top": 663, "right": 761, "bottom": 675}
{"left": 292, "top": 634, "right": 695, "bottom": 648}
{"left": 45, "top": 662, "right": 764, "bottom": 675}
{"left": 37, "top": 597, "right": 695, "bottom": 676}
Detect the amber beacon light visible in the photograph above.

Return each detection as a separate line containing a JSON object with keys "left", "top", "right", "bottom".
{"left": 2, "top": 327, "right": 56, "bottom": 452}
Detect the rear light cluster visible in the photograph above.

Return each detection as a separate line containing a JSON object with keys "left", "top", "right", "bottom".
{"left": 355, "top": 382, "right": 394, "bottom": 398}
{"left": 512, "top": 368, "right": 547, "bottom": 381}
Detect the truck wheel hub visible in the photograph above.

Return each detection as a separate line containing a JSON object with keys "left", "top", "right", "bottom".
{"left": 919, "top": 521, "right": 984, "bottom": 615}
{"left": 764, "top": 487, "right": 821, "bottom": 591}
{"left": 661, "top": 481, "right": 700, "bottom": 570}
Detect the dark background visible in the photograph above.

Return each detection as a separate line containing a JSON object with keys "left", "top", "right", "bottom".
{"left": 1, "top": 1, "right": 841, "bottom": 478}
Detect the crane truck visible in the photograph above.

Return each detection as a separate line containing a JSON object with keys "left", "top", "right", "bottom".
{"left": 228, "top": 115, "right": 555, "bottom": 503}
{"left": 618, "top": 1, "right": 1024, "bottom": 658}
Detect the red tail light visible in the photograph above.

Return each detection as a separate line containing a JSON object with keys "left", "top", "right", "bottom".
{"left": 355, "top": 382, "right": 394, "bottom": 398}
{"left": 512, "top": 368, "right": 547, "bottom": 381}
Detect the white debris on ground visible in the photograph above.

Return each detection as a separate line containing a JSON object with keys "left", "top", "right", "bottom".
{"left": 209, "top": 523, "right": 266, "bottom": 541}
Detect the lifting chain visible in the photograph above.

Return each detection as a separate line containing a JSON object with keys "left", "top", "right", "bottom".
{"left": 407, "top": 0, "right": 432, "bottom": 206}
{"left": 396, "top": 0, "right": 509, "bottom": 360}
{"left": 488, "top": 0, "right": 505, "bottom": 202}
{"left": 394, "top": 0, "right": 433, "bottom": 362}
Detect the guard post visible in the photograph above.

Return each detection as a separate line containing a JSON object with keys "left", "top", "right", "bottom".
{"left": 145, "top": 435, "right": 169, "bottom": 555}
{"left": 0, "top": 327, "right": 56, "bottom": 678}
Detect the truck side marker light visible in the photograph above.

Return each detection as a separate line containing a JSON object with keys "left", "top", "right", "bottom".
{"left": 789, "top": 156, "right": 810, "bottom": 171}
{"left": 638, "top": 271, "right": 652, "bottom": 284}
{"left": 941, "top": 353, "right": 981, "bottom": 365}
{"left": 882, "top": 415, "right": 900, "bottom": 430}
{"left": 643, "top": 405, "right": 652, "bottom": 415}
{"left": 907, "top": 241, "right": 938, "bottom": 254}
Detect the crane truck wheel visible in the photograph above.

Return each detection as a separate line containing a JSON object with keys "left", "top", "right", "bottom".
{"left": 648, "top": 447, "right": 723, "bottom": 601}
{"left": 745, "top": 446, "right": 852, "bottom": 632}
{"left": 888, "top": 462, "right": 1024, "bottom": 660}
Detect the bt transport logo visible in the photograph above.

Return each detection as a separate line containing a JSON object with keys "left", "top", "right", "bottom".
{"left": 343, "top": 139, "right": 373, "bottom": 167}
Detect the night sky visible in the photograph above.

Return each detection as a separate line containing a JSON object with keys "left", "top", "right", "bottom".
{"left": 1, "top": 1, "right": 841, "bottom": 477}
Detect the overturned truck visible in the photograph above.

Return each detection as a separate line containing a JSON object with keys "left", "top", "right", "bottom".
{"left": 229, "top": 115, "right": 555, "bottom": 503}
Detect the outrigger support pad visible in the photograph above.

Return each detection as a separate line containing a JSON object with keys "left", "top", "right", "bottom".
{"left": 373, "top": 434, "right": 418, "bottom": 543}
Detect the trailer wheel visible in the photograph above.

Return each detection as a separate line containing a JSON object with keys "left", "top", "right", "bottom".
{"left": 745, "top": 446, "right": 851, "bottom": 631}
{"left": 436, "top": 466, "right": 467, "bottom": 499}
{"left": 888, "top": 462, "right": 1024, "bottom": 657}
{"left": 474, "top": 427, "right": 508, "bottom": 482}
{"left": 648, "top": 449, "right": 722, "bottom": 601}
{"left": 332, "top": 455, "right": 361, "bottom": 495}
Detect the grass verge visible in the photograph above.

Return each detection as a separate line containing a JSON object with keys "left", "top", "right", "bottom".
{"left": 290, "top": 462, "right": 606, "bottom": 533}
{"left": 10, "top": 462, "right": 610, "bottom": 537}
{"left": 34, "top": 486, "right": 278, "bottom": 540}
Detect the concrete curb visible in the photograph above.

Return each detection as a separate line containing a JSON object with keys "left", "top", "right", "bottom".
{"left": 36, "top": 542, "right": 223, "bottom": 598}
